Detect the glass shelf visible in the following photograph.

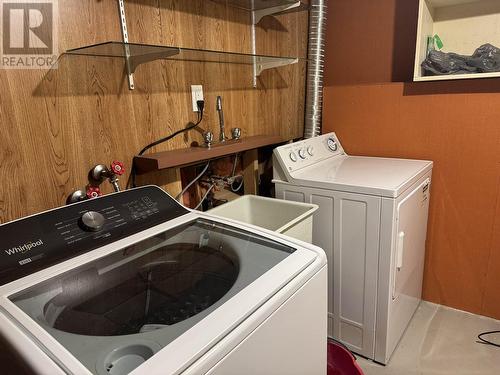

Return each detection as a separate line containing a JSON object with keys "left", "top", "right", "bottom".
{"left": 213, "top": 0, "right": 307, "bottom": 11}
{"left": 65, "top": 42, "right": 301, "bottom": 76}
{"left": 211, "top": 0, "right": 308, "bottom": 23}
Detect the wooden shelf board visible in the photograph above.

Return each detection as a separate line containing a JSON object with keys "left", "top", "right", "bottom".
{"left": 414, "top": 71, "right": 500, "bottom": 81}
{"left": 134, "top": 135, "right": 284, "bottom": 174}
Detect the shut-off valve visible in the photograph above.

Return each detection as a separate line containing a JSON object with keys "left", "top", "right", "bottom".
{"left": 90, "top": 161, "right": 125, "bottom": 193}
{"left": 66, "top": 161, "right": 126, "bottom": 205}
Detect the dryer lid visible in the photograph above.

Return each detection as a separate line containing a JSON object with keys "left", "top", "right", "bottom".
{"left": 292, "top": 156, "right": 433, "bottom": 197}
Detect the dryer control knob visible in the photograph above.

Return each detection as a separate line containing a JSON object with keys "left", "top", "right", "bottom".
{"left": 327, "top": 137, "right": 338, "bottom": 152}
{"left": 79, "top": 211, "right": 106, "bottom": 232}
{"left": 307, "top": 146, "right": 314, "bottom": 156}
{"left": 298, "top": 149, "right": 307, "bottom": 159}
{"left": 289, "top": 152, "right": 298, "bottom": 162}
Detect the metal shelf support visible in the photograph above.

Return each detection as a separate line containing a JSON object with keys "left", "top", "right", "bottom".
{"left": 251, "top": 1, "right": 302, "bottom": 86}
{"left": 255, "top": 56, "right": 299, "bottom": 76}
{"left": 253, "top": 1, "right": 302, "bottom": 24}
{"left": 118, "top": 0, "right": 135, "bottom": 90}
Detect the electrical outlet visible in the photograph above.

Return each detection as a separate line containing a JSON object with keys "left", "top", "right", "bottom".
{"left": 191, "top": 85, "right": 204, "bottom": 112}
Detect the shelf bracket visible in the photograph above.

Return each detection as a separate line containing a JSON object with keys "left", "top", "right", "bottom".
{"left": 251, "top": 21, "right": 299, "bottom": 86}
{"left": 128, "top": 49, "right": 181, "bottom": 74}
{"left": 118, "top": 0, "right": 134, "bottom": 90}
{"left": 255, "top": 57, "right": 299, "bottom": 76}
{"left": 250, "top": 1, "right": 302, "bottom": 86}
{"left": 251, "top": 9, "right": 258, "bottom": 87}
{"left": 253, "top": 1, "right": 302, "bottom": 24}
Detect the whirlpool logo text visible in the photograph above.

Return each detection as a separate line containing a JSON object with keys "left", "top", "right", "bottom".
{"left": 4, "top": 239, "right": 43, "bottom": 256}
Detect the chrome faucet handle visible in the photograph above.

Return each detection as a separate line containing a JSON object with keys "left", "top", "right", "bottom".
{"left": 231, "top": 128, "right": 241, "bottom": 140}
{"left": 203, "top": 131, "right": 214, "bottom": 147}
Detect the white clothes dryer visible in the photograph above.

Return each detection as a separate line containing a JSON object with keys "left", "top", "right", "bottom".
{"left": 273, "top": 133, "right": 433, "bottom": 364}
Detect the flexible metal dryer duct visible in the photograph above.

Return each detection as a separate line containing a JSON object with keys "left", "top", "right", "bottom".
{"left": 304, "top": 0, "right": 327, "bottom": 138}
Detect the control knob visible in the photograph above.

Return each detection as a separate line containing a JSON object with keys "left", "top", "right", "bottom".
{"left": 298, "top": 149, "right": 307, "bottom": 159}
{"left": 79, "top": 211, "right": 106, "bottom": 232}
{"left": 111, "top": 161, "right": 125, "bottom": 176}
{"left": 289, "top": 152, "right": 298, "bottom": 162}
{"left": 86, "top": 186, "right": 102, "bottom": 199}
{"left": 307, "top": 146, "right": 314, "bottom": 156}
{"left": 327, "top": 137, "right": 338, "bottom": 152}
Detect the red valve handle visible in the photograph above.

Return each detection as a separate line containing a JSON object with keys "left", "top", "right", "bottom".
{"left": 86, "top": 186, "right": 102, "bottom": 199}
{"left": 111, "top": 161, "right": 125, "bottom": 176}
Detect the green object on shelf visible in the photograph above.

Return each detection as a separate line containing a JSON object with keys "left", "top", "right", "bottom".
{"left": 426, "top": 34, "right": 444, "bottom": 57}
{"left": 426, "top": 36, "right": 435, "bottom": 56}
{"left": 434, "top": 34, "right": 444, "bottom": 50}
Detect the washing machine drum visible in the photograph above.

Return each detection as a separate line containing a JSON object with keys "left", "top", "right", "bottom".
{"left": 42, "top": 242, "right": 239, "bottom": 336}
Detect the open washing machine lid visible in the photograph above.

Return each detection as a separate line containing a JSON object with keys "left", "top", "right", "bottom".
{"left": 0, "top": 186, "right": 323, "bottom": 375}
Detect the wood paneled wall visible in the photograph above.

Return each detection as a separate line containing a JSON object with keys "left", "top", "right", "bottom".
{"left": 0, "top": 0, "right": 309, "bottom": 223}
{"left": 323, "top": 0, "right": 500, "bottom": 319}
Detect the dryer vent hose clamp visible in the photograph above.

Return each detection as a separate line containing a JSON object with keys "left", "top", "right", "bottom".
{"left": 304, "top": 0, "right": 328, "bottom": 139}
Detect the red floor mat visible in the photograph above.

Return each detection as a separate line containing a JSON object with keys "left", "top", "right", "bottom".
{"left": 327, "top": 341, "right": 364, "bottom": 375}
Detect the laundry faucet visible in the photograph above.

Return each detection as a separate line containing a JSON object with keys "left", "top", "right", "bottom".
{"left": 216, "top": 96, "right": 227, "bottom": 142}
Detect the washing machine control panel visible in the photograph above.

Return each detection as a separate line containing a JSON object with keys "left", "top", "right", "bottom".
{"left": 273, "top": 132, "right": 345, "bottom": 175}
{"left": 0, "top": 186, "right": 189, "bottom": 286}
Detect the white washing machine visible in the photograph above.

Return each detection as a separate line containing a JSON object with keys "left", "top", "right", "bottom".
{"left": 273, "top": 133, "right": 433, "bottom": 364}
{"left": 0, "top": 186, "right": 327, "bottom": 375}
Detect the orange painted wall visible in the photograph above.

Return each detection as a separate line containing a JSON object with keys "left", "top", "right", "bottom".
{"left": 322, "top": 0, "right": 500, "bottom": 319}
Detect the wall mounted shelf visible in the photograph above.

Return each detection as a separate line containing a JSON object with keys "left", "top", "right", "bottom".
{"left": 212, "top": 0, "right": 308, "bottom": 24}
{"left": 66, "top": 42, "right": 301, "bottom": 85}
{"left": 133, "top": 135, "right": 284, "bottom": 174}
{"left": 73, "top": 0, "right": 308, "bottom": 90}
{"left": 209, "top": 0, "right": 309, "bottom": 86}
{"left": 414, "top": 0, "right": 500, "bottom": 82}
